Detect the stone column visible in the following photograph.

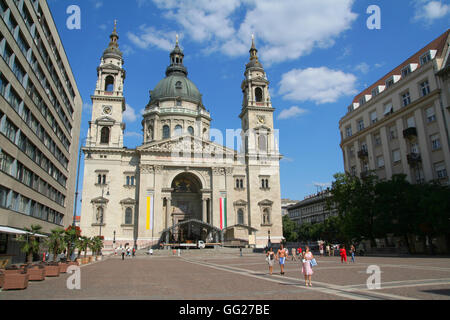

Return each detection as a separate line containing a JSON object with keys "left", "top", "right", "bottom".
{"left": 202, "top": 198, "right": 207, "bottom": 222}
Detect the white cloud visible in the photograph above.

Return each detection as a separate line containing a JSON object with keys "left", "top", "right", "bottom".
{"left": 277, "top": 106, "right": 307, "bottom": 120}
{"left": 279, "top": 67, "right": 357, "bottom": 104}
{"left": 82, "top": 102, "right": 92, "bottom": 110}
{"left": 354, "top": 62, "right": 370, "bottom": 74}
{"left": 124, "top": 131, "right": 142, "bottom": 138}
{"left": 94, "top": 1, "right": 103, "bottom": 9}
{"left": 127, "top": 25, "right": 179, "bottom": 52}
{"left": 413, "top": 0, "right": 450, "bottom": 23}
{"left": 129, "top": 0, "right": 357, "bottom": 64}
{"left": 123, "top": 104, "right": 138, "bottom": 122}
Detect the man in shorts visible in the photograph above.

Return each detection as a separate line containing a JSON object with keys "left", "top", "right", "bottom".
{"left": 276, "top": 244, "right": 287, "bottom": 275}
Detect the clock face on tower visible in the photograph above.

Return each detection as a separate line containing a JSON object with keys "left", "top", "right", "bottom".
{"left": 103, "top": 105, "right": 112, "bottom": 115}
{"left": 257, "top": 115, "right": 265, "bottom": 124}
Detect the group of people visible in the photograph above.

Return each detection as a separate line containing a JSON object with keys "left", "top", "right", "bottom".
{"left": 265, "top": 243, "right": 357, "bottom": 286}
{"left": 115, "top": 245, "right": 136, "bottom": 260}
{"left": 266, "top": 244, "right": 314, "bottom": 287}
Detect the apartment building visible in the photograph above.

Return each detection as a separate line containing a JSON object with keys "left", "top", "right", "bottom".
{"left": 0, "top": 0, "right": 82, "bottom": 261}
{"left": 339, "top": 30, "right": 450, "bottom": 185}
{"left": 287, "top": 190, "right": 337, "bottom": 226}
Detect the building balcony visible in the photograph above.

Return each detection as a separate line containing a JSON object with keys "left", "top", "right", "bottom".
{"left": 403, "top": 127, "right": 417, "bottom": 139}
{"left": 407, "top": 153, "right": 422, "bottom": 166}
{"left": 357, "top": 149, "right": 368, "bottom": 159}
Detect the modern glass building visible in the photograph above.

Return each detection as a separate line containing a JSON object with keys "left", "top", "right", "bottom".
{"left": 0, "top": 0, "right": 82, "bottom": 263}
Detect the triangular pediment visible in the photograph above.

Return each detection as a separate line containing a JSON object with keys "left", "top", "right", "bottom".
{"left": 138, "top": 135, "right": 236, "bottom": 155}
{"left": 96, "top": 116, "right": 116, "bottom": 124}
{"left": 91, "top": 196, "right": 109, "bottom": 204}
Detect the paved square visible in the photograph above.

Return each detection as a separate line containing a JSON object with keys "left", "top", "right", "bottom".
{"left": 1, "top": 251, "right": 450, "bottom": 300}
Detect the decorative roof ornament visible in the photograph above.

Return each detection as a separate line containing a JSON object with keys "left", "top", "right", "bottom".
{"left": 246, "top": 34, "right": 263, "bottom": 70}
{"left": 103, "top": 19, "right": 123, "bottom": 59}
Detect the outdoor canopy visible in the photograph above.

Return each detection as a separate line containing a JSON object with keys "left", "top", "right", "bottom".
{"left": 0, "top": 226, "right": 48, "bottom": 238}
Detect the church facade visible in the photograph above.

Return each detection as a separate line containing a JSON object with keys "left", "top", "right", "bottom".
{"left": 79, "top": 26, "right": 283, "bottom": 249}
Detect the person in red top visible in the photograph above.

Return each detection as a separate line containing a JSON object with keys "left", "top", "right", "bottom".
{"left": 340, "top": 245, "right": 348, "bottom": 264}
{"left": 297, "top": 247, "right": 302, "bottom": 256}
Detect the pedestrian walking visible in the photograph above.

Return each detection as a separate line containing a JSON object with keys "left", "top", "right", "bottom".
{"left": 266, "top": 247, "right": 275, "bottom": 275}
{"left": 132, "top": 247, "right": 136, "bottom": 257}
{"left": 326, "top": 244, "right": 330, "bottom": 256}
{"left": 297, "top": 247, "right": 303, "bottom": 257}
{"left": 302, "top": 246, "right": 314, "bottom": 287}
{"left": 350, "top": 244, "right": 356, "bottom": 263}
{"left": 127, "top": 247, "right": 131, "bottom": 257}
{"left": 121, "top": 246, "right": 125, "bottom": 260}
{"left": 319, "top": 244, "right": 324, "bottom": 257}
{"left": 340, "top": 245, "right": 348, "bottom": 264}
{"left": 276, "top": 244, "right": 287, "bottom": 275}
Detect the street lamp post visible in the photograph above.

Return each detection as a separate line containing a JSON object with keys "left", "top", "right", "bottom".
{"left": 72, "top": 138, "right": 91, "bottom": 227}
{"left": 268, "top": 230, "right": 271, "bottom": 248}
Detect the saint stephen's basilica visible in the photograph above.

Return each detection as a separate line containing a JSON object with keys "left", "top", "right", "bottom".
{"left": 80, "top": 24, "right": 283, "bottom": 250}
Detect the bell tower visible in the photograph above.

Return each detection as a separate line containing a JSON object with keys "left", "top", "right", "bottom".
{"left": 240, "top": 35, "right": 277, "bottom": 158}
{"left": 87, "top": 21, "right": 126, "bottom": 148}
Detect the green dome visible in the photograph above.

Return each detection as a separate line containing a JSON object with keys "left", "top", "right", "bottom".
{"left": 150, "top": 74, "right": 202, "bottom": 104}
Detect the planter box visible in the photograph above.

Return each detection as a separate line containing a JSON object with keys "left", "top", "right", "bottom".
{"left": 26, "top": 266, "right": 45, "bottom": 281}
{"left": 59, "top": 263, "right": 69, "bottom": 273}
{"left": 44, "top": 265, "right": 60, "bottom": 277}
{"left": 81, "top": 257, "right": 89, "bottom": 264}
{"left": 4, "top": 269, "right": 21, "bottom": 274}
{"left": 0, "top": 271, "right": 4, "bottom": 288}
{"left": 2, "top": 273, "right": 29, "bottom": 290}
{"left": 68, "top": 261, "right": 79, "bottom": 266}
{"left": 88, "top": 256, "right": 94, "bottom": 263}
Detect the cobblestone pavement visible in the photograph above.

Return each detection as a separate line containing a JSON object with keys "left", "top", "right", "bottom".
{"left": 1, "top": 251, "right": 450, "bottom": 300}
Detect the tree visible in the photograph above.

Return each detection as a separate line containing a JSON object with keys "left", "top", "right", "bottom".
{"left": 18, "top": 224, "right": 43, "bottom": 263}
{"left": 64, "top": 225, "right": 81, "bottom": 261}
{"left": 282, "top": 215, "right": 299, "bottom": 242}
{"left": 76, "top": 236, "right": 90, "bottom": 258}
{"left": 46, "top": 228, "right": 66, "bottom": 262}
{"left": 89, "top": 236, "right": 104, "bottom": 257}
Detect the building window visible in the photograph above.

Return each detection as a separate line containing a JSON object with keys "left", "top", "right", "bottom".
{"left": 370, "top": 111, "right": 378, "bottom": 124}
{"left": 407, "top": 116, "right": 416, "bottom": 128}
{"left": 162, "top": 125, "right": 170, "bottom": 139}
{"left": 105, "top": 75, "right": 114, "bottom": 92}
{"left": 426, "top": 107, "right": 436, "bottom": 123}
{"left": 126, "top": 175, "right": 135, "bottom": 186}
{"left": 174, "top": 125, "right": 183, "bottom": 136}
{"left": 188, "top": 126, "right": 194, "bottom": 136}
{"left": 261, "top": 178, "right": 269, "bottom": 189}
{"left": 255, "top": 87, "right": 263, "bottom": 102}
{"left": 401, "top": 65, "right": 412, "bottom": 78}
{"left": 435, "top": 162, "right": 448, "bottom": 179}
{"left": 420, "top": 52, "right": 432, "bottom": 65}
{"left": 374, "top": 134, "right": 382, "bottom": 146}
{"left": 235, "top": 178, "right": 244, "bottom": 190}
{"left": 125, "top": 207, "right": 133, "bottom": 225}
{"left": 410, "top": 142, "right": 419, "bottom": 154}
{"left": 237, "top": 209, "right": 244, "bottom": 225}
{"left": 258, "top": 134, "right": 267, "bottom": 152}
{"left": 431, "top": 134, "right": 441, "bottom": 151}
{"left": 377, "top": 156, "right": 385, "bottom": 168}
{"left": 386, "top": 77, "right": 395, "bottom": 88}
{"left": 392, "top": 149, "right": 401, "bottom": 163}
{"left": 175, "top": 81, "right": 182, "bottom": 89}
{"left": 100, "top": 127, "right": 110, "bottom": 144}
{"left": 389, "top": 126, "right": 397, "bottom": 140}
{"left": 345, "top": 126, "right": 352, "bottom": 138}
{"left": 350, "top": 166, "right": 356, "bottom": 176}
{"left": 420, "top": 80, "right": 430, "bottom": 97}
{"left": 401, "top": 91, "right": 411, "bottom": 107}
{"left": 97, "top": 174, "right": 106, "bottom": 185}
{"left": 262, "top": 208, "right": 271, "bottom": 225}
{"left": 96, "top": 207, "right": 104, "bottom": 224}
{"left": 357, "top": 119, "right": 364, "bottom": 131}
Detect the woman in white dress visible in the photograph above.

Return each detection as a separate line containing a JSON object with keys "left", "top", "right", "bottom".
{"left": 266, "top": 248, "right": 275, "bottom": 275}
{"left": 302, "top": 246, "right": 314, "bottom": 287}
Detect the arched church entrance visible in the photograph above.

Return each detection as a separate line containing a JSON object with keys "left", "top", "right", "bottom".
{"left": 170, "top": 172, "right": 202, "bottom": 242}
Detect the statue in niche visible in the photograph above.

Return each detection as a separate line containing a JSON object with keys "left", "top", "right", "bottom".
{"left": 146, "top": 125, "right": 153, "bottom": 141}
{"left": 173, "top": 178, "right": 192, "bottom": 192}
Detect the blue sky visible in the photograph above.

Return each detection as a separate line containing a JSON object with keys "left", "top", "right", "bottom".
{"left": 46, "top": 0, "right": 450, "bottom": 210}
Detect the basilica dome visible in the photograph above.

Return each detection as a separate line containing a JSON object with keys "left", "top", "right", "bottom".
{"left": 150, "top": 74, "right": 202, "bottom": 105}
{"left": 149, "top": 39, "right": 202, "bottom": 105}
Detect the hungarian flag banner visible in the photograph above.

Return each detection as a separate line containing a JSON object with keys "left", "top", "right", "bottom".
{"left": 219, "top": 197, "right": 227, "bottom": 230}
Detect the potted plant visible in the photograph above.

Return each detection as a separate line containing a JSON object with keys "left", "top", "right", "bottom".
{"left": 76, "top": 236, "right": 90, "bottom": 264}
{"left": 17, "top": 225, "right": 43, "bottom": 264}
{"left": 91, "top": 236, "right": 104, "bottom": 261}
{"left": 46, "top": 228, "right": 69, "bottom": 273}
{"left": 64, "top": 225, "right": 81, "bottom": 262}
